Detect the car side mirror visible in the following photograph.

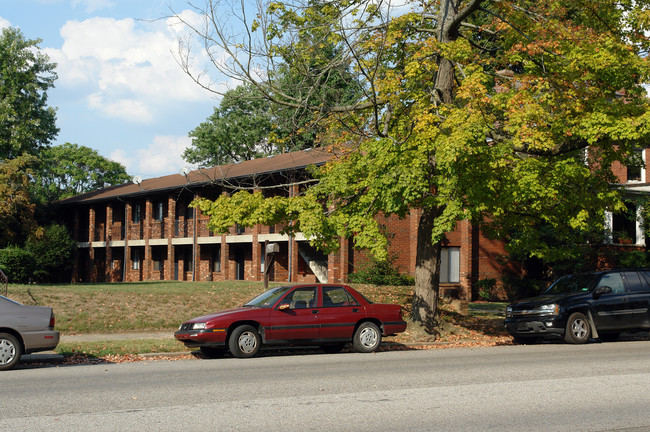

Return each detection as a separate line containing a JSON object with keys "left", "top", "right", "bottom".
{"left": 593, "top": 286, "right": 612, "bottom": 299}
{"left": 278, "top": 303, "right": 291, "bottom": 311}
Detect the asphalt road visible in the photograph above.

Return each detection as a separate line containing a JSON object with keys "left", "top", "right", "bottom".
{"left": 2, "top": 341, "right": 650, "bottom": 431}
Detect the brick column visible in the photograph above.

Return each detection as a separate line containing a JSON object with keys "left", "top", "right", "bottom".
{"left": 459, "top": 218, "right": 473, "bottom": 301}
{"left": 165, "top": 195, "right": 176, "bottom": 280}
{"left": 143, "top": 199, "right": 152, "bottom": 280}
{"left": 125, "top": 203, "right": 132, "bottom": 282}
{"left": 88, "top": 207, "right": 96, "bottom": 281}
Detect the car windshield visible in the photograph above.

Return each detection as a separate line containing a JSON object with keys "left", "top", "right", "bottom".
{"left": 544, "top": 274, "right": 599, "bottom": 295}
{"left": 242, "top": 286, "right": 294, "bottom": 308}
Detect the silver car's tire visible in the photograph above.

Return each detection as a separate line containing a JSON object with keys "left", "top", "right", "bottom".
{"left": 228, "top": 325, "right": 261, "bottom": 358}
{"left": 564, "top": 312, "right": 591, "bottom": 344}
{"left": 353, "top": 322, "right": 381, "bottom": 353}
{"left": 0, "top": 333, "right": 22, "bottom": 371}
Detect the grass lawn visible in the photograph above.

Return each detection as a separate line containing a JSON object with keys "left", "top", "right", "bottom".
{"left": 6, "top": 281, "right": 512, "bottom": 358}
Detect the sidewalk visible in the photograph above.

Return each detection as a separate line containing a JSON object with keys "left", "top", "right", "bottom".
{"left": 21, "top": 331, "right": 177, "bottom": 365}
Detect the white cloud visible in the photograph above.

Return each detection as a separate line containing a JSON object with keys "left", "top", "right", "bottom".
{"left": 45, "top": 12, "right": 216, "bottom": 123}
{"left": 0, "top": 17, "right": 11, "bottom": 29}
{"left": 111, "top": 135, "right": 194, "bottom": 178}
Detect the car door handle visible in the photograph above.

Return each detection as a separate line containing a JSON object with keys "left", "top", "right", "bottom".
{"left": 312, "top": 310, "right": 319, "bottom": 314}
{"left": 352, "top": 308, "right": 359, "bottom": 313}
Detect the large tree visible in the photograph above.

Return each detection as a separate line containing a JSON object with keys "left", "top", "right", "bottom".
{"left": 174, "top": 0, "right": 650, "bottom": 332}
{"left": 0, "top": 27, "right": 58, "bottom": 160}
{"left": 0, "top": 155, "right": 37, "bottom": 248}
{"left": 31, "top": 142, "right": 131, "bottom": 204}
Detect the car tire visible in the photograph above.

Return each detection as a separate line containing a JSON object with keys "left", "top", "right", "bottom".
{"left": 228, "top": 325, "right": 261, "bottom": 358}
{"left": 0, "top": 333, "right": 22, "bottom": 371}
{"left": 564, "top": 312, "right": 591, "bottom": 344}
{"left": 353, "top": 322, "right": 381, "bottom": 353}
{"left": 200, "top": 346, "right": 226, "bottom": 358}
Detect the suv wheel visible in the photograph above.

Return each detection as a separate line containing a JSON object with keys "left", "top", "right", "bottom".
{"left": 564, "top": 312, "right": 591, "bottom": 344}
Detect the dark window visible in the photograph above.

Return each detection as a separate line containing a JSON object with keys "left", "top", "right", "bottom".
{"left": 154, "top": 202, "right": 164, "bottom": 221}
{"left": 213, "top": 247, "right": 221, "bottom": 272}
{"left": 132, "top": 248, "right": 141, "bottom": 270}
{"left": 627, "top": 149, "right": 644, "bottom": 182}
{"left": 132, "top": 204, "right": 141, "bottom": 223}
{"left": 623, "top": 272, "right": 647, "bottom": 292}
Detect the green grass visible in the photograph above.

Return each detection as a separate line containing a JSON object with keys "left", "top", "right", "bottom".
{"left": 6, "top": 281, "right": 415, "bottom": 335}
{"left": 6, "top": 281, "right": 509, "bottom": 357}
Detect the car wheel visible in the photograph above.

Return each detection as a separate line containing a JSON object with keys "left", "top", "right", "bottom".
{"left": 228, "top": 325, "right": 261, "bottom": 358}
{"left": 200, "top": 346, "right": 226, "bottom": 358}
{"left": 321, "top": 343, "right": 346, "bottom": 354}
{"left": 353, "top": 322, "right": 381, "bottom": 353}
{"left": 0, "top": 333, "right": 22, "bottom": 371}
{"left": 564, "top": 312, "right": 591, "bottom": 344}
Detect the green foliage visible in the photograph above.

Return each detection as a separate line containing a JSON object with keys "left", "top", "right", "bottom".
{"left": 179, "top": 0, "right": 650, "bottom": 328}
{"left": 0, "top": 156, "right": 37, "bottom": 248}
{"left": 348, "top": 256, "right": 414, "bottom": 286}
{"left": 616, "top": 251, "right": 650, "bottom": 268}
{"left": 0, "top": 27, "right": 58, "bottom": 159}
{"left": 184, "top": 85, "right": 276, "bottom": 166}
{"left": 0, "top": 246, "right": 36, "bottom": 283}
{"left": 31, "top": 143, "right": 130, "bottom": 204}
{"left": 474, "top": 278, "right": 497, "bottom": 302}
{"left": 25, "top": 224, "right": 76, "bottom": 282}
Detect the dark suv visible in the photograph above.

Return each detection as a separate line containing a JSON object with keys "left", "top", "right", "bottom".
{"left": 505, "top": 269, "right": 650, "bottom": 344}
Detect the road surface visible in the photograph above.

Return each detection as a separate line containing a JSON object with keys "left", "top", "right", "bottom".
{"left": 2, "top": 341, "right": 650, "bottom": 431}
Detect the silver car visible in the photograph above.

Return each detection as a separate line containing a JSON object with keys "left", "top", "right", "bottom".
{"left": 0, "top": 295, "right": 60, "bottom": 370}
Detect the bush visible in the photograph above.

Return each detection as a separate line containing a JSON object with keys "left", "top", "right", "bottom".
{"left": 616, "top": 251, "right": 650, "bottom": 268}
{"left": 0, "top": 246, "right": 36, "bottom": 283}
{"left": 501, "top": 276, "right": 547, "bottom": 302}
{"left": 25, "top": 224, "right": 76, "bottom": 282}
{"left": 348, "top": 257, "right": 414, "bottom": 286}
{"left": 474, "top": 278, "right": 497, "bottom": 301}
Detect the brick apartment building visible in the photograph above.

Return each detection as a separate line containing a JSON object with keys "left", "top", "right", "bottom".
{"left": 56, "top": 148, "right": 648, "bottom": 301}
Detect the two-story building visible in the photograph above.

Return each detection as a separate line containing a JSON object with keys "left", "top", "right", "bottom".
{"left": 56, "top": 147, "right": 648, "bottom": 301}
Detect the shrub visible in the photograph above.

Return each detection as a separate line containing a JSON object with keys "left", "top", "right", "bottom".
{"left": 348, "top": 257, "right": 414, "bottom": 286}
{"left": 616, "top": 250, "right": 650, "bottom": 268}
{"left": 0, "top": 246, "right": 36, "bottom": 283}
{"left": 474, "top": 278, "right": 497, "bottom": 301}
{"left": 25, "top": 224, "right": 76, "bottom": 282}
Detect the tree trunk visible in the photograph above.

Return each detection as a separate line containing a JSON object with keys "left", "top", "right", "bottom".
{"left": 411, "top": 205, "right": 444, "bottom": 334}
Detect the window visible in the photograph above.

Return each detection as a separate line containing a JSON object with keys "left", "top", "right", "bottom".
{"left": 323, "top": 286, "right": 359, "bottom": 307}
{"left": 152, "top": 248, "right": 164, "bottom": 271}
{"left": 596, "top": 273, "right": 625, "bottom": 294}
{"left": 183, "top": 249, "right": 193, "bottom": 272}
{"left": 213, "top": 247, "right": 221, "bottom": 273}
{"left": 611, "top": 202, "right": 639, "bottom": 244}
{"left": 627, "top": 149, "right": 645, "bottom": 182}
{"left": 282, "top": 287, "right": 317, "bottom": 309}
{"left": 154, "top": 202, "right": 164, "bottom": 222}
{"left": 132, "top": 248, "right": 141, "bottom": 270}
{"left": 440, "top": 247, "right": 460, "bottom": 283}
{"left": 132, "top": 203, "right": 141, "bottom": 223}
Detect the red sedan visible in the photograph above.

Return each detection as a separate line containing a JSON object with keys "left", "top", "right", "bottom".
{"left": 174, "top": 284, "right": 407, "bottom": 358}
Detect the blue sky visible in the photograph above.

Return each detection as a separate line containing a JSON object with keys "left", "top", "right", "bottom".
{"left": 0, "top": 0, "right": 226, "bottom": 179}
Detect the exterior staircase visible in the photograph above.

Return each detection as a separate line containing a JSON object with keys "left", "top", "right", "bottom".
{"left": 298, "top": 246, "right": 328, "bottom": 283}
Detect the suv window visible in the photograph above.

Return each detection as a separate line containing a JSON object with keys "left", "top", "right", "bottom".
{"left": 596, "top": 273, "right": 625, "bottom": 294}
{"left": 623, "top": 271, "right": 649, "bottom": 292}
